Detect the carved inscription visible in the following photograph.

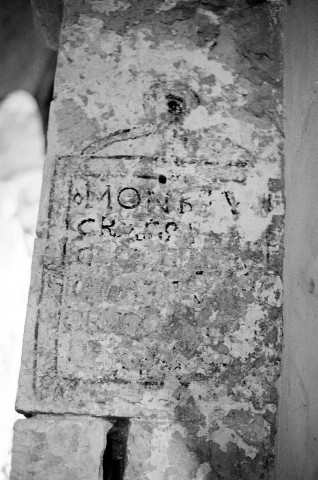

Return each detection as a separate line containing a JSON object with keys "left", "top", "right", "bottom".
{"left": 34, "top": 155, "right": 240, "bottom": 393}
{"left": 69, "top": 182, "right": 197, "bottom": 241}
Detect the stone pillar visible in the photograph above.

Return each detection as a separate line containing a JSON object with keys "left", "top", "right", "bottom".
{"left": 13, "top": 1, "right": 284, "bottom": 478}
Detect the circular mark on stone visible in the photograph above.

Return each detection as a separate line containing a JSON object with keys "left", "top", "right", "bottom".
{"left": 143, "top": 82, "right": 200, "bottom": 121}
{"left": 165, "top": 222, "right": 178, "bottom": 233}
{"left": 309, "top": 278, "right": 315, "bottom": 294}
{"left": 73, "top": 192, "right": 82, "bottom": 205}
{"left": 158, "top": 174, "right": 167, "bottom": 184}
{"left": 77, "top": 247, "right": 93, "bottom": 265}
{"left": 166, "top": 94, "right": 185, "bottom": 115}
{"left": 118, "top": 187, "right": 141, "bottom": 209}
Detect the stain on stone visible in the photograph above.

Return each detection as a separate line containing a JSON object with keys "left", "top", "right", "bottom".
{"left": 175, "top": 394, "right": 206, "bottom": 436}
{"left": 55, "top": 98, "right": 99, "bottom": 152}
{"left": 195, "top": 8, "right": 220, "bottom": 47}
{"left": 309, "top": 278, "right": 315, "bottom": 294}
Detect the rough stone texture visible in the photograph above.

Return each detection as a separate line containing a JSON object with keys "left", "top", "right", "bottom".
{"left": 16, "top": 0, "right": 284, "bottom": 478}
{"left": 10, "top": 416, "right": 112, "bottom": 480}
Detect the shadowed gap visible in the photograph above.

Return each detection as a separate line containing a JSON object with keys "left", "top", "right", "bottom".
{"left": 103, "top": 418, "right": 130, "bottom": 480}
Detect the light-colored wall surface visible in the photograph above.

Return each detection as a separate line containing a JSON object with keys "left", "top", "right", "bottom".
{"left": 0, "top": 91, "right": 43, "bottom": 480}
{"left": 278, "top": 1, "right": 318, "bottom": 478}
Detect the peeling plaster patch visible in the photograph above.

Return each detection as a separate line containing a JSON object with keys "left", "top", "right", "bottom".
{"left": 84, "top": 18, "right": 104, "bottom": 43}
{"left": 190, "top": 163, "right": 283, "bottom": 243}
{"left": 183, "top": 105, "right": 217, "bottom": 131}
{"left": 128, "top": 31, "right": 234, "bottom": 85}
{"left": 156, "top": 428, "right": 198, "bottom": 479}
{"left": 260, "top": 276, "right": 283, "bottom": 307}
{"left": 125, "top": 420, "right": 202, "bottom": 480}
{"left": 184, "top": 111, "right": 254, "bottom": 153}
{"left": 212, "top": 424, "right": 258, "bottom": 458}
{"left": 226, "top": 167, "right": 284, "bottom": 243}
{"left": 194, "top": 58, "right": 234, "bottom": 86}
{"left": 197, "top": 8, "right": 219, "bottom": 25}
{"left": 183, "top": 110, "right": 246, "bottom": 148}
{"left": 188, "top": 383, "right": 264, "bottom": 423}
{"left": 55, "top": 24, "right": 236, "bottom": 150}
{"left": 223, "top": 304, "right": 264, "bottom": 360}
{"left": 195, "top": 462, "right": 212, "bottom": 480}
{"left": 50, "top": 98, "right": 100, "bottom": 154}
{"left": 148, "top": 424, "right": 177, "bottom": 476}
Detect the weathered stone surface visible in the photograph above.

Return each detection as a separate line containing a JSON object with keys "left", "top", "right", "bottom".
{"left": 124, "top": 419, "right": 201, "bottom": 480}
{"left": 17, "top": 0, "right": 283, "bottom": 477}
{"left": 10, "top": 416, "right": 112, "bottom": 480}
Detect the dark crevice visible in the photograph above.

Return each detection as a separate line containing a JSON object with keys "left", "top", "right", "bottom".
{"left": 166, "top": 94, "right": 185, "bottom": 115}
{"left": 22, "top": 412, "right": 34, "bottom": 418}
{"left": 158, "top": 174, "right": 167, "bottom": 184}
{"left": 103, "top": 418, "right": 130, "bottom": 480}
{"left": 245, "top": 0, "right": 266, "bottom": 6}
